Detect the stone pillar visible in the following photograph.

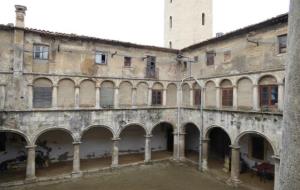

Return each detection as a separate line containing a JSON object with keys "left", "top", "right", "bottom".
{"left": 28, "top": 84, "right": 33, "bottom": 109}
{"left": 202, "top": 87, "right": 206, "bottom": 108}
{"left": 202, "top": 139, "right": 209, "bottom": 171}
{"left": 15, "top": 5, "right": 27, "bottom": 28}
{"left": 273, "top": 155, "right": 280, "bottom": 190}
{"left": 148, "top": 87, "right": 152, "bottom": 106}
{"left": 173, "top": 132, "right": 185, "bottom": 161}
{"left": 75, "top": 85, "right": 80, "bottom": 109}
{"left": 114, "top": 87, "right": 119, "bottom": 108}
{"left": 163, "top": 88, "right": 167, "bottom": 106}
{"left": 72, "top": 142, "right": 81, "bottom": 177}
{"left": 0, "top": 84, "right": 6, "bottom": 109}
{"left": 279, "top": 2, "right": 300, "bottom": 189}
{"left": 252, "top": 84, "right": 259, "bottom": 111}
{"left": 95, "top": 86, "right": 100, "bottom": 109}
{"left": 111, "top": 138, "right": 120, "bottom": 167}
{"left": 190, "top": 88, "right": 194, "bottom": 106}
{"left": 145, "top": 135, "right": 152, "bottom": 163}
{"left": 26, "top": 145, "right": 36, "bottom": 180}
{"left": 228, "top": 145, "right": 241, "bottom": 186}
{"left": 132, "top": 87, "right": 137, "bottom": 108}
{"left": 177, "top": 88, "right": 181, "bottom": 107}
{"left": 216, "top": 87, "right": 221, "bottom": 109}
{"left": 233, "top": 85, "right": 237, "bottom": 109}
{"left": 278, "top": 83, "right": 284, "bottom": 111}
{"left": 52, "top": 85, "right": 58, "bottom": 108}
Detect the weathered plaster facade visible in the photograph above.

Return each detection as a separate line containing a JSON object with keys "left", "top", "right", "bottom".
{"left": 0, "top": 5, "right": 288, "bottom": 190}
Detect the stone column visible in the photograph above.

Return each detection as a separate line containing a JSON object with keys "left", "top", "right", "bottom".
{"left": 233, "top": 85, "right": 238, "bottom": 109}
{"left": 114, "top": 87, "right": 119, "bottom": 108}
{"left": 148, "top": 87, "right": 152, "bottom": 106}
{"left": 177, "top": 88, "right": 181, "bottom": 107}
{"left": 75, "top": 85, "right": 80, "bottom": 109}
{"left": 26, "top": 145, "right": 36, "bottom": 181}
{"left": 173, "top": 132, "right": 185, "bottom": 161}
{"left": 273, "top": 155, "right": 280, "bottom": 190}
{"left": 145, "top": 135, "right": 152, "bottom": 163}
{"left": 278, "top": 83, "right": 284, "bottom": 111}
{"left": 95, "top": 86, "right": 100, "bottom": 109}
{"left": 72, "top": 142, "right": 81, "bottom": 177}
{"left": 0, "top": 84, "right": 5, "bottom": 109}
{"left": 202, "top": 139, "right": 209, "bottom": 171}
{"left": 28, "top": 84, "right": 33, "bottom": 109}
{"left": 202, "top": 87, "right": 206, "bottom": 108}
{"left": 190, "top": 88, "right": 194, "bottom": 106}
{"left": 216, "top": 87, "right": 221, "bottom": 109}
{"left": 52, "top": 85, "right": 58, "bottom": 108}
{"left": 228, "top": 145, "right": 241, "bottom": 186}
{"left": 252, "top": 84, "right": 259, "bottom": 111}
{"left": 163, "top": 88, "right": 167, "bottom": 106}
{"left": 111, "top": 138, "right": 120, "bottom": 167}
{"left": 279, "top": 2, "right": 300, "bottom": 189}
{"left": 132, "top": 87, "right": 137, "bottom": 108}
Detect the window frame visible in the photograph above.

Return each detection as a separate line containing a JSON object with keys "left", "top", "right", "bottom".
{"left": 194, "top": 89, "right": 201, "bottom": 106}
{"left": 202, "top": 13, "right": 205, "bottom": 26}
{"left": 152, "top": 89, "right": 163, "bottom": 106}
{"left": 124, "top": 56, "right": 132, "bottom": 67}
{"left": 33, "top": 86, "right": 53, "bottom": 108}
{"left": 224, "top": 50, "right": 231, "bottom": 63}
{"left": 259, "top": 85, "right": 278, "bottom": 109}
{"left": 278, "top": 34, "right": 287, "bottom": 54}
{"left": 95, "top": 51, "right": 107, "bottom": 65}
{"left": 206, "top": 51, "right": 215, "bottom": 66}
{"left": 33, "top": 44, "right": 49, "bottom": 60}
{"left": 222, "top": 87, "right": 233, "bottom": 107}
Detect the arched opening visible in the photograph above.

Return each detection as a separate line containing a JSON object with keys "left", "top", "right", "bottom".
{"left": 79, "top": 80, "right": 96, "bottom": 107}
{"left": 220, "top": 79, "right": 233, "bottom": 108}
{"left": 259, "top": 75, "right": 278, "bottom": 112}
{"left": 151, "top": 122, "right": 174, "bottom": 160}
{"left": 152, "top": 82, "right": 164, "bottom": 106}
{"left": 205, "top": 81, "right": 216, "bottom": 108}
{"left": 136, "top": 82, "right": 148, "bottom": 107}
{"left": 80, "top": 127, "right": 113, "bottom": 170}
{"left": 207, "top": 127, "right": 231, "bottom": 173}
{"left": 33, "top": 78, "right": 52, "bottom": 108}
{"left": 119, "top": 125, "right": 146, "bottom": 164}
{"left": 35, "top": 130, "right": 74, "bottom": 177}
{"left": 0, "top": 132, "right": 27, "bottom": 182}
{"left": 237, "top": 78, "right": 253, "bottom": 110}
{"left": 184, "top": 123, "right": 200, "bottom": 163}
{"left": 238, "top": 133, "right": 275, "bottom": 190}
{"left": 119, "top": 81, "right": 133, "bottom": 108}
{"left": 57, "top": 79, "right": 75, "bottom": 108}
{"left": 182, "top": 83, "right": 190, "bottom": 107}
{"left": 166, "top": 83, "right": 177, "bottom": 106}
{"left": 193, "top": 83, "right": 201, "bottom": 107}
{"left": 100, "top": 81, "right": 115, "bottom": 108}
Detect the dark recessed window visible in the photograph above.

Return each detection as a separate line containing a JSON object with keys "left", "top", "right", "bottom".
{"left": 259, "top": 85, "right": 278, "bottom": 107}
{"left": 170, "top": 16, "right": 173, "bottom": 28}
{"left": 95, "top": 52, "right": 107, "bottom": 64}
{"left": 278, "top": 34, "right": 287, "bottom": 54}
{"left": 202, "top": 13, "right": 205, "bottom": 26}
{"left": 169, "top": 41, "right": 172, "bottom": 49}
{"left": 222, "top": 88, "right": 233, "bottom": 107}
{"left": 224, "top": 51, "right": 231, "bottom": 62}
{"left": 194, "top": 56, "right": 199, "bottom": 62}
{"left": 33, "top": 45, "right": 49, "bottom": 60}
{"left": 206, "top": 51, "right": 215, "bottom": 66}
{"left": 251, "top": 136, "right": 265, "bottom": 160}
{"left": 124, "top": 56, "right": 132, "bottom": 67}
{"left": 152, "top": 90, "right": 162, "bottom": 105}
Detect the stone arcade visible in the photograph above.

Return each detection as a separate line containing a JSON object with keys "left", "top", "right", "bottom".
{"left": 0, "top": 4, "right": 289, "bottom": 190}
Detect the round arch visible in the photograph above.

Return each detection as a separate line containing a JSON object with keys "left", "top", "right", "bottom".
{"left": 81, "top": 125, "right": 115, "bottom": 139}
{"left": 150, "top": 121, "right": 176, "bottom": 134}
{"left": 236, "top": 76, "right": 254, "bottom": 86}
{"left": 219, "top": 79, "right": 233, "bottom": 87}
{"left": 204, "top": 125, "right": 232, "bottom": 144}
{"left": 117, "top": 123, "right": 147, "bottom": 137}
{"left": 258, "top": 74, "right": 278, "bottom": 85}
{"left": 33, "top": 77, "right": 53, "bottom": 85}
{"left": 181, "top": 122, "right": 200, "bottom": 133}
{"left": 234, "top": 130, "right": 277, "bottom": 155}
{"left": 0, "top": 129, "right": 30, "bottom": 145}
{"left": 33, "top": 127, "right": 76, "bottom": 144}
{"left": 205, "top": 80, "right": 216, "bottom": 87}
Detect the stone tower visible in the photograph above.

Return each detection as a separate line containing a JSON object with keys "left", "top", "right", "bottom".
{"left": 164, "top": 0, "right": 213, "bottom": 49}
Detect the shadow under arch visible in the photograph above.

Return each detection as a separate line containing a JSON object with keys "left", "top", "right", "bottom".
{"left": 81, "top": 125, "right": 115, "bottom": 139}
{"left": 182, "top": 122, "right": 200, "bottom": 163}
{"left": 0, "top": 129, "right": 30, "bottom": 145}
{"left": 204, "top": 125, "right": 232, "bottom": 143}
{"left": 150, "top": 121, "right": 176, "bottom": 134}
{"left": 117, "top": 123, "right": 147, "bottom": 138}
{"left": 32, "top": 127, "right": 75, "bottom": 144}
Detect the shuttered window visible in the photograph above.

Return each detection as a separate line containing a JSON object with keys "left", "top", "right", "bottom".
{"left": 194, "top": 89, "right": 201, "bottom": 106}
{"left": 152, "top": 90, "right": 162, "bottom": 106}
{"left": 100, "top": 86, "right": 114, "bottom": 108}
{"left": 259, "top": 85, "right": 278, "bottom": 107}
{"left": 222, "top": 88, "right": 233, "bottom": 107}
{"left": 206, "top": 51, "right": 215, "bottom": 66}
{"left": 278, "top": 34, "right": 287, "bottom": 54}
{"left": 33, "top": 87, "right": 52, "bottom": 108}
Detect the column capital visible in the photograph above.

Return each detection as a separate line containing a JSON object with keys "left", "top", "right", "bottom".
{"left": 230, "top": 145, "right": 240, "bottom": 150}
{"left": 75, "top": 85, "right": 80, "bottom": 89}
{"left": 272, "top": 155, "right": 280, "bottom": 162}
{"left": 27, "top": 83, "right": 33, "bottom": 87}
{"left": 278, "top": 83, "right": 284, "bottom": 86}
{"left": 0, "top": 83, "right": 7, "bottom": 87}
{"left": 53, "top": 84, "right": 58, "bottom": 88}
{"left": 202, "top": 138, "right": 210, "bottom": 143}
{"left": 145, "top": 135, "right": 153, "bottom": 138}
{"left": 112, "top": 137, "right": 120, "bottom": 141}
{"left": 26, "top": 145, "right": 37, "bottom": 149}
{"left": 132, "top": 87, "right": 137, "bottom": 90}
{"left": 73, "top": 141, "right": 82, "bottom": 145}
{"left": 114, "top": 87, "right": 119, "bottom": 90}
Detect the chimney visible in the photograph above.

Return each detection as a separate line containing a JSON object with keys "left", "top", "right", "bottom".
{"left": 15, "top": 5, "right": 27, "bottom": 28}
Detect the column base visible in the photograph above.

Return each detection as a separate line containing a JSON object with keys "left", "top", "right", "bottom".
{"left": 111, "top": 164, "right": 119, "bottom": 169}
{"left": 71, "top": 171, "right": 82, "bottom": 178}
{"left": 202, "top": 160, "right": 208, "bottom": 171}
{"left": 226, "top": 177, "right": 242, "bottom": 187}
{"left": 25, "top": 176, "right": 37, "bottom": 183}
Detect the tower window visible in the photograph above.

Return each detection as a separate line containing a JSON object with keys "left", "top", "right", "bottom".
{"left": 278, "top": 34, "right": 287, "bottom": 54}
{"left": 202, "top": 13, "right": 205, "bottom": 26}
{"left": 170, "top": 0, "right": 172, "bottom": 3}
{"left": 169, "top": 41, "right": 172, "bottom": 48}
{"left": 169, "top": 16, "right": 173, "bottom": 28}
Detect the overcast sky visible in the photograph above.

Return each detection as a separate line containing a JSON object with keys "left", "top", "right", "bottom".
{"left": 0, "top": 0, "right": 290, "bottom": 47}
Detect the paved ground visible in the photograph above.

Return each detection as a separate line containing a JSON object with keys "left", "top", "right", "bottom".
{"left": 26, "top": 163, "right": 248, "bottom": 190}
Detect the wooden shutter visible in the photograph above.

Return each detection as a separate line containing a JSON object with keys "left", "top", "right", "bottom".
{"left": 222, "top": 88, "right": 233, "bottom": 107}
{"left": 100, "top": 87, "right": 114, "bottom": 108}
{"left": 194, "top": 89, "right": 201, "bottom": 106}
{"left": 33, "top": 87, "right": 52, "bottom": 108}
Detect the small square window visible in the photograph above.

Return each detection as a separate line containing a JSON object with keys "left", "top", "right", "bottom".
{"left": 194, "top": 56, "right": 199, "bottom": 62}
{"left": 278, "top": 34, "right": 287, "bottom": 54}
{"left": 224, "top": 51, "right": 231, "bottom": 62}
{"left": 206, "top": 51, "right": 215, "bottom": 66}
{"left": 95, "top": 52, "right": 107, "bottom": 64}
{"left": 33, "top": 45, "right": 49, "bottom": 60}
{"left": 124, "top": 56, "right": 131, "bottom": 67}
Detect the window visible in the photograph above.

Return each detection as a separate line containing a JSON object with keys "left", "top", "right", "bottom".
{"left": 222, "top": 88, "right": 233, "bottom": 107}
{"left": 169, "top": 41, "right": 172, "bottom": 49}
{"left": 202, "top": 13, "right": 205, "bottom": 26}
{"left": 194, "top": 89, "right": 201, "bottom": 106}
{"left": 278, "top": 34, "right": 287, "bottom": 54}
{"left": 124, "top": 56, "right": 131, "bottom": 67}
{"left": 33, "top": 45, "right": 49, "bottom": 60}
{"left": 224, "top": 51, "right": 231, "bottom": 62}
{"left": 152, "top": 90, "right": 162, "bottom": 105}
{"left": 146, "top": 56, "right": 157, "bottom": 78}
{"left": 33, "top": 79, "right": 52, "bottom": 108}
{"left": 169, "top": 16, "right": 173, "bottom": 28}
{"left": 260, "top": 85, "right": 278, "bottom": 107}
{"left": 206, "top": 51, "right": 215, "bottom": 66}
{"left": 251, "top": 136, "right": 265, "bottom": 160}
{"left": 170, "top": 0, "right": 172, "bottom": 3}
{"left": 95, "top": 52, "right": 107, "bottom": 64}
{"left": 183, "top": 61, "right": 188, "bottom": 70}
{"left": 194, "top": 56, "right": 199, "bottom": 63}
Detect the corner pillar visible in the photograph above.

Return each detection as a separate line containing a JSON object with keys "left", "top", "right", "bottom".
{"left": 111, "top": 138, "right": 120, "bottom": 167}
{"left": 145, "top": 135, "right": 152, "bottom": 163}
{"left": 52, "top": 85, "right": 58, "bottom": 108}
{"left": 173, "top": 132, "right": 185, "bottom": 161}
{"left": 273, "top": 155, "right": 280, "bottom": 190}
{"left": 72, "top": 142, "right": 81, "bottom": 177}
{"left": 25, "top": 145, "right": 36, "bottom": 181}
{"left": 227, "top": 145, "right": 241, "bottom": 186}
{"left": 278, "top": 83, "right": 284, "bottom": 111}
{"left": 148, "top": 87, "right": 152, "bottom": 106}
{"left": 202, "top": 139, "right": 209, "bottom": 171}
